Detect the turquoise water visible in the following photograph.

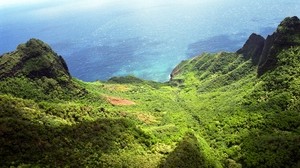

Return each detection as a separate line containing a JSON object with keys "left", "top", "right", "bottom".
{"left": 1, "top": 0, "right": 300, "bottom": 81}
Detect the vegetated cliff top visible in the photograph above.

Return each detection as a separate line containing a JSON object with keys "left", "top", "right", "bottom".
{"left": 257, "top": 16, "right": 300, "bottom": 76}
{"left": 0, "top": 38, "right": 70, "bottom": 83}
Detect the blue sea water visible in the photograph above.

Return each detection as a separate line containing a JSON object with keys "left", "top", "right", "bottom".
{"left": 1, "top": 0, "right": 300, "bottom": 82}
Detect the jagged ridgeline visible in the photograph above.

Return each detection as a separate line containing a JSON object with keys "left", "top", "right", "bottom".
{"left": 0, "top": 16, "right": 300, "bottom": 168}
{"left": 171, "top": 16, "right": 300, "bottom": 82}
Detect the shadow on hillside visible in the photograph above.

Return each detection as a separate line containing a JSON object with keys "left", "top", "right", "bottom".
{"left": 238, "top": 109, "right": 300, "bottom": 168}
{"left": 0, "top": 113, "right": 149, "bottom": 167}
{"left": 159, "top": 133, "right": 217, "bottom": 168}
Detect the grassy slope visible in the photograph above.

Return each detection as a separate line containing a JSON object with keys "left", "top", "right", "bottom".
{"left": 1, "top": 47, "right": 300, "bottom": 168}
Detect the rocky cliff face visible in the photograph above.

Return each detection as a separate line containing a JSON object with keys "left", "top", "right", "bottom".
{"left": 236, "top": 33, "right": 265, "bottom": 65}
{"left": 171, "top": 16, "right": 300, "bottom": 80}
{"left": 237, "top": 16, "right": 300, "bottom": 76}
{"left": 0, "top": 39, "right": 70, "bottom": 82}
{"left": 257, "top": 16, "right": 300, "bottom": 76}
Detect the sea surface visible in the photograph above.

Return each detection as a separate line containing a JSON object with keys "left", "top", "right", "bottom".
{"left": 1, "top": 0, "right": 300, "bottom": 82}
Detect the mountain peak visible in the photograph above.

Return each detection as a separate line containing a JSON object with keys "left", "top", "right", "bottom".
{"left": 258, "top": 16, "right": 300, "bottom": 76}
{"left": 276, "top": 16, "right": 300, "bottom": 34}
{"left": 0, "top": 38, "right": 70, "bottom": 82}
{"left": 237, "top": 33, "right": 265, "bottom": 65}
{"left": 16, "top": 38, "right": 53, "bottom": 58}
{"left": 172, "top": 16, "right": 300, "bottom": 81}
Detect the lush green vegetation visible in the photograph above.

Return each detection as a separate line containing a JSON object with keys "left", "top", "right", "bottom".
{"left": 1, "top": 17, "right": 300, "bottom": 167}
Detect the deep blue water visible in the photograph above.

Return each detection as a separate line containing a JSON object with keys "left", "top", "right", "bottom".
{"left": 1, "top": 0, "right": 300, "bottom": 82}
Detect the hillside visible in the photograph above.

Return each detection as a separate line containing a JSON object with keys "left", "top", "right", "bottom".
{"left": 1, "top": 16, "right": 300, "bottom": 168}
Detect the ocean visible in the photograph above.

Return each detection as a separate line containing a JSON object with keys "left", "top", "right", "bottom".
{"left": 1, "top": 0, "right": 300, "bottom": 82}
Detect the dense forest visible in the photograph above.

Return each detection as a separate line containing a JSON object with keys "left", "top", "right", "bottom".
{"left": 0, "top": 16, "right": 300, "bottom": 168}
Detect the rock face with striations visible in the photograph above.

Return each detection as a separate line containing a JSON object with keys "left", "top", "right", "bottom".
{"left": 236, "top": 16, "right": 300, "bottom": 76}
{"left": 0, "top": 38, "right": 71, "bottom": 82}
{"left": 236, "top": 33, "right": 265, "bottom": 65}
{"left": 257, "top": 16, "right": 300, "bottom": 76}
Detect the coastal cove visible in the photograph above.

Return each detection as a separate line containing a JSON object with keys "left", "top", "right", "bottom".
{"left": 1, "top": 0, "right": 300, "bottom": 81}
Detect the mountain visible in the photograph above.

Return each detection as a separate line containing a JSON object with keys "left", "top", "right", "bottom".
{"left": 0, "top": 17, "right": 300, "bottom": 168}
{"left": 236, "top": 33, "right": 265, "bottom": 65}
{"left": 0, "top": 39, "right": 86, "bottom": 101}
{"left": 258, "top": 16, "right": 300, "bottom": 76}
{"left": 171, "top": 16, "right": 300, "bottom": 80}
{"left": 0, "top": 38, "right": 70, "bottom": 82}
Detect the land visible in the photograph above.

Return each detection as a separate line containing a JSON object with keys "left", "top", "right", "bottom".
{"left": 0, "top": 16, "right": 300, "bottom": 168}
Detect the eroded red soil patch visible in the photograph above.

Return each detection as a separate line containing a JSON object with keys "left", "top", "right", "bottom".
{"left": 105, "top": 96, "right": 136, "bottom": 106}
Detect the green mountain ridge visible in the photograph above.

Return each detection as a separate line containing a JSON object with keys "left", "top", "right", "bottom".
{"left": 0, "top": 39, "right": 70, "bottom": 81}
{"left": 0, "top": 16, "right": 300, "bottom": 168}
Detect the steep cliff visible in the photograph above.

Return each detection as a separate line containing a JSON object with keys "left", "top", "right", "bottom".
{"left": 236, "top": 33, "right": 265, "bottom": 65}
{"left": 258, "top": 16, "right": 300, "bottom": 76}
{"left": 171, "top": 16, "right": 300, "bottom": 80}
